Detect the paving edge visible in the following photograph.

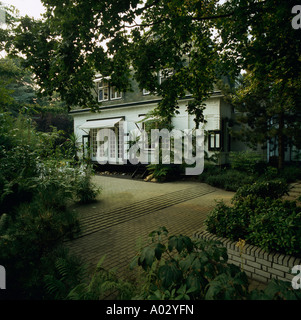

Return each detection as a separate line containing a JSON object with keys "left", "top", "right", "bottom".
{"left": 193, "top": 227, "right": 301, "bottom": 284}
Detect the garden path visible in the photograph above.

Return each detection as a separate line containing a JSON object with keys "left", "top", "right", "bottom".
{"left": 66, "top": 174, "right": 265, "bottom": 291}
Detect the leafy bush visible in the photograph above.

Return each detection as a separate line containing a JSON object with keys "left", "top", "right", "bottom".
{"left": 229, "top": 151, "right": 264, "bottom": 174}
{"left": 43, "top": 247, "right": 89, "bottom": 300}
{"left": 233, "top": 179, "right": 290, "bottom": 201}
{"left": 146, "top": 164, "right": 183, "bottom": 182}
{"left": 74, "top": 167, "right": 101, "bottom": 204}
{"left": 205, "top": 200, "right": 253, "bottom": 240}
{"left": 205, "top": 196, "right": 301, "bottom": 257}
{"left": 204, "top": 169, "right": 255, "bottom": 191}
{"left": 198, "top": 163, "right": 222, "bottom": 182}
{"left": 66, "top": 255, "right": 134, "bottom": 300}
{"left": 249, "top": 279, "right": 301, "bottom": 300}
{"left": 50, "top": 228, "right": 301, "bottom": 300}
{"left": 247, "top": 199, "right": 301, "bottom": 255}
{"left": 0, "top": 203, "right": 81, "bottom": 299}
{"left": 278, "top": 166, "right": 301, "bottom": 183}
{"left": 130, "top": 227, "right": 249, "bottom": 300}
{"left": 0, "top": 113, "right": 100, "bottom": 299}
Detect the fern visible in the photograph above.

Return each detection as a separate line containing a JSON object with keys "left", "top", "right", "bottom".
{"left": 66, "top": 255, "right": 135, "bottom": 300}
{"left": 43, "top": 248, "right": 88, "bottom": 300}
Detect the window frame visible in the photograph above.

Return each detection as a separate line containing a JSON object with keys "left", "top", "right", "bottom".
{"left": 159, "top": 68, "right": 174, "bottom": 85}
{"left": 110, "top": 85, "right": 122, "bottom": 100}
{"left": 98, "top": 80, "right": 109, "bottom": 102}
{"left": 208, "top": 130, "right": 221, "bottom": 151}
{"left": 97, "top": 78, "right": 122, "bottom": 102}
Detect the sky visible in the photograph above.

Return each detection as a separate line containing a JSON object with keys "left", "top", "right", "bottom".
{"left": 2, "top": 0, "right": 46, "bottom": 19}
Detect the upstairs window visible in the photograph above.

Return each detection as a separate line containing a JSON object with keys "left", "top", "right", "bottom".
{"left": 110, "top": 86, "right": 122, "bottom": 100}
{"left": 159, "top": 68, "right": 174, "bottom": 84}
{"left": 97, "top": 78, "right": 122, "bottom": 102}
{"left": 98, "top": 80, "right": 109, "bottom": 102}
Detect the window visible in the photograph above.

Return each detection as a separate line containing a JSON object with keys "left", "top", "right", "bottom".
{"left": 97, "top": 79, "right": 122, "bottom": 102}
{"left": 159, "top": 68, "right": 174, "bottom": 84}
{"left": 98, "top": 80, "right": 109, "bottom": 102}
{"left": 90, "top": 129, "right": 98, "bottom": 157}
{"left": 208, "top": 131, "right": 221, "bottom": 151}
{"left": 110, "top": 86, "right": 122, "bottom": 100}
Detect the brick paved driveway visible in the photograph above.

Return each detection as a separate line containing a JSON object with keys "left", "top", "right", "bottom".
{"left": 66, "top": 174, "right": 235, "bottom": 280}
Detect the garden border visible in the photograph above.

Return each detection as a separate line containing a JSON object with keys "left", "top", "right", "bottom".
{"left": 193, "top": 228, "right": 301, "bottom": 284}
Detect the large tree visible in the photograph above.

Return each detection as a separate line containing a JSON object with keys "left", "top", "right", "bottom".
{"left": 9, "top": 0, "right": 220, "bottom": 125}
{"left": 6, "top": 0, "right": 301, "bottom": 167}
{"left": 216, "top": 0, "right": 301, "bottom": 169}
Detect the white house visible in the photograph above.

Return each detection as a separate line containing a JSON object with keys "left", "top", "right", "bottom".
{"left": 69, "top": 73, "right": 252, "bottom": 170}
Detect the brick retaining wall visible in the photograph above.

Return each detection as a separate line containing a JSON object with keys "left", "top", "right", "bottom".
{"left": 193, "top": 229, "right": 301, "bottom": 284}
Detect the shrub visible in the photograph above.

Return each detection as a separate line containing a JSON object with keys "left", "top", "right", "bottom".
{"left": 198, "top": 163, "right": 221, "bottom": 182}
{"left": 43, "top": 247, "right": 89, "bottom": 300}
{"left": 0, "top": 203, "right": 81, "bottom": 299}
{"left": 74, "top": 167, "right": 101, "bottom": 204}
{"left": 247, "top": 199, "right": 301, "bottom": 256}
{"left": 204, "top": 169, "right": 255, "bottom": 191}
{"left": 205, "top": 199, "right": 254, "bottom": 240}
{"left": 229, "top": 151, "right": 263, "bottom": 174}
{"left": 205, "top": 196, "right": 301, "bottom": 257}
{"left": 52, "top": 229, "right": 301, "bottom": 300}
{"left": 130, "top": 227, "right": 249, "bottom": 300}
{"left": 146, "top": 164, "right": 183, "bottom": 182}
{"left": 278, "top": 166, "right": 301, "bottom": 183}
{"left": 233, "top": 179, "right": 290, "bottom": 201}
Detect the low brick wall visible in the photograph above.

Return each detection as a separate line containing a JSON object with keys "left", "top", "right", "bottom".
{"left": 193, "top": 229, "right": 301, "bottom": 284}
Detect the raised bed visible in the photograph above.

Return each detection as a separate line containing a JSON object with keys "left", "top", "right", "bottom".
{"left": 193, "top": 228, "right": 301, "bottom": 284}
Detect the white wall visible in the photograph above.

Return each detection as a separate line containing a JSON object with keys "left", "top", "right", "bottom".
{"left": 71, "top": 96, "right": 223, "bottom": 161}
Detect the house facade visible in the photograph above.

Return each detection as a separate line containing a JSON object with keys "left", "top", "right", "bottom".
{"left": 69, "top": 74, "right": 256, "bottom": 170}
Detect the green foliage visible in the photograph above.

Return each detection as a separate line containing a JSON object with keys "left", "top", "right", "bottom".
{"left": 43, "top": 247, "right": 89, "bottom": 300}
{"left": 278, "top": 166, "right": 301, "bottom": 183}
{"left": 233, "top": 180, "right": 290, "bottom": 202}
{"left": 67, "top": 256, "right": 134, "bottom": 300}
{"left": 205, "top": 200, "right": 252, "bottom": 241}
{"left": 206, "top": 195, "right": 301, "bottom": 257}
{"left": 250, "top": 279, "right": 301, "bottom": 300}
{"left": 74, "top": 167, "right": 101, "bottom": 204}
{"left": 45, "top": 229, "right": 300, "bottom": 300}
{"left": 0, "top": 113, "right": 100, "bottom": 299}
{"left": 229, "top": 151, "right": 264, "bottom": 175}
{"left": 201, "top": 168, "right": 255, "bottom": 191}
{"left": 130, "top": 227, "right": 249, "bottom": 300}
{"left": 218, "top": 0, "right": 301, "bottom": 168}
{"left": 247, "top": 199, "right": 301, "bottom": 256}
{"left": 0, "top": 203, "right": 81, "bottom": 299}
{"left": 146, "top": 164, "right": 183, "bottom": 182}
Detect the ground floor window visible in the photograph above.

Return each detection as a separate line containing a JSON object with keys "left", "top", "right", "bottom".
{"left": 208, "top": 131, "right": 221, "bottom": 151}
{"left": 90, "top": 125, "right": 123, "bottom": 161}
